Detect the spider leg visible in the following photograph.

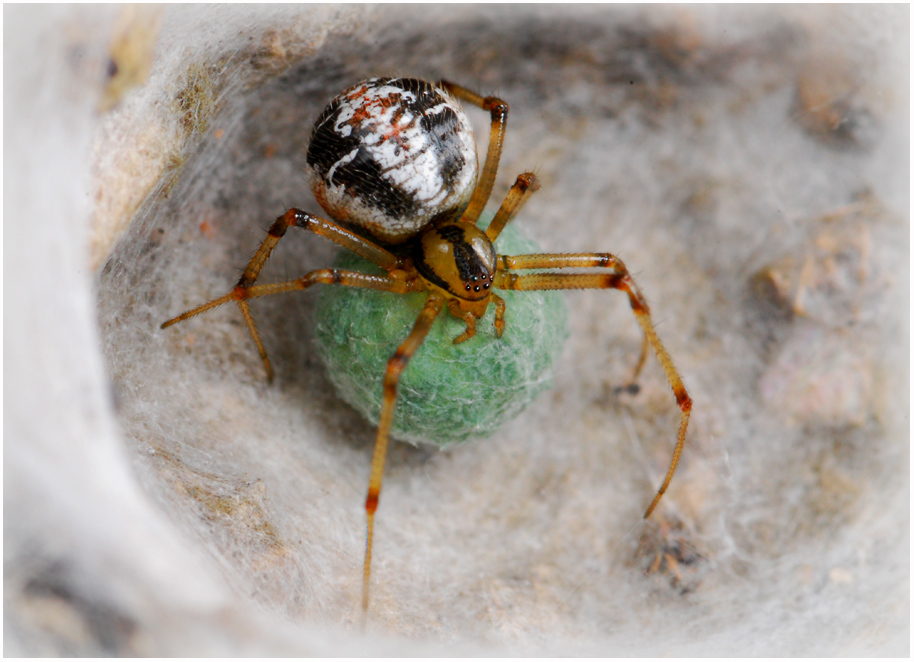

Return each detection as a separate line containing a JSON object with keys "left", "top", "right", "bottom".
{"left": 499, "top": 253, "right": 650, "bottom": 388}
{"left": 363, "top": 292, "right": 445, "bottom": 623}
{"left": 492, "top": 292, "right": 506, "bottom": 338}
{"left": 233, "top": 268, "right": 422, "bottom": 383}
{"left": 437, "top": 80, "right": 508, "bottom": 226}
{"left": 235, "top": 269, "right": 413, "bottom": 301}
{"left": 629, "top": 335, "right": 650, "bottom": 391}
{"left": 164, "top": 267, "right": 411, "bottom": 381}
{"left": 162, "top": 208, "right": 402, "bottom": 380}
{"left": 485, "top": 172, "right": 541, "bottom": 242}
{"left": 496, "top": 259, "right": 692, "bottom": 519}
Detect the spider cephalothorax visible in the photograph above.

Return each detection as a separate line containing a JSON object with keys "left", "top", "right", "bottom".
{"left": 162, "top": 76, "right": 692, "bottom": 620}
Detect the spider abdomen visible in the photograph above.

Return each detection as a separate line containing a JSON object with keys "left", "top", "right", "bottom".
{"left": 306, "top": 77, "right": 478, "bottom": 245}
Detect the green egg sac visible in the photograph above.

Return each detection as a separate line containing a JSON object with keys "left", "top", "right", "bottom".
{"left": 313, "top": 220, "right": 569, "bottom": 446}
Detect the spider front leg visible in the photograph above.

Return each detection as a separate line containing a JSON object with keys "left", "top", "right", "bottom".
{"left": 496, "top": 255, "right": 692, "bottom": 518}
{"left": 498, "top": 253, "right": 649, "bottom": 388}
{"left": 362, "top": 292, "right": 445, "bottom": 623}
{"left": 162, "top": 208, "right": 400, "bottom": 380}
{"left": 485, "top": 172, "right": 541, "bottom": 242}
{"left": 437, "top": 80, "right": 509, "bottom": 226}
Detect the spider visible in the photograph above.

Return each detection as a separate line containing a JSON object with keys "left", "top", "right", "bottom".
{"left": 162, "top": 77, "right": 692, "bottom": 619}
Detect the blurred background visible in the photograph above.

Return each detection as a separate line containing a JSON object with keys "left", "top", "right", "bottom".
{"left": 5, "top": 5, "right": 908, "bottom": 655}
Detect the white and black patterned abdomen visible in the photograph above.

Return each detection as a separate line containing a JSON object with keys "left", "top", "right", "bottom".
{"left": 306, "top": 78, "right": 478, "bottom": 245}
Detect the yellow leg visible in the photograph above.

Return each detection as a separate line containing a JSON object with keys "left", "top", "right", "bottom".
{"left": 438, "top": 80, "right": 509, "bottom": 226}
{"left": 497, "top": 260, "right": 692, "bottom": 518}
{"left": 362, "top": 293, "right": 445, "bottom": 623}
{"left": 162, "top": 208, "right": 401, "bottom": 380}
{"left": 485, "top": 173, "right": 541, "bottom": 241}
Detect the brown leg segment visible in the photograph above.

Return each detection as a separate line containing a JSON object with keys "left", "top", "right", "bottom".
{"left": 237, "top": 269, "right": 413, "bottom": 301}
{"left": 499, "top": 253, "right": 647, "bottom": 388}
{"left": 165, "top": 269, "right": 412, "bottom": 381}
{"left": 497, "top": 261, "right": 692, "bottom": 519}
{"left": 239, "top": 209, "right": 401, "bottom": 288}
{"left": 484, "top": 173, "right": 541, "bottom": 242}
{"left": 363, "top": 292, "right": 445, "bottom": 623}
{"left": 438, "top": 80, "right": 509, "bottom": 226}
{"left": 232, "top": 270, "right": 416, "bottom": 380}
{"left": 629, "top": 335, "right": 650, "bottom": 390}
{"left": 162, "top": 208, "right": 402, "bottom": 380}
{"left": 491, "top": 293, "right": 506, "bottom": 338}
{"left": 163, "top": 268, "right": 410, "bottom": 330}
{"left": 499, "top": 252, "right": 624, "bottom": 271}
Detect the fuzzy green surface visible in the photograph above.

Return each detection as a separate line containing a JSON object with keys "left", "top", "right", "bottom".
{"left": 313, "top": 221, "right": 569, "bottom": 446}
